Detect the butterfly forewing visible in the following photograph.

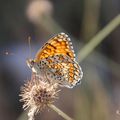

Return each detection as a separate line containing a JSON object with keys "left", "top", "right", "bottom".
{"left": 35, "top": 33, "right": 75, "bottom": 62}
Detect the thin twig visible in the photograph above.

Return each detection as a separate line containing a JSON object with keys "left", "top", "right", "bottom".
{"left": 48, "top": 104, "right": 74, "bottom": 120}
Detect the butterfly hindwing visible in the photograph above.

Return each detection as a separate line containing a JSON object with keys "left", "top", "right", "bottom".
{"left": 38, "top": 55, "right": 83, "bottom": 88}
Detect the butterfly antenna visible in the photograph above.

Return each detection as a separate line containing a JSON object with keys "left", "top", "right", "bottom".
{"left": 28, "top": 36, "right": 32, "bottom": 59}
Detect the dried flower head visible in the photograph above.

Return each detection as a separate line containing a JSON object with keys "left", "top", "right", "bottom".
{"left": 20, "top": 75, "right": 59, "bottom": 120}
{"left": 26, "top": 0, "right": 53, "bottom": 24}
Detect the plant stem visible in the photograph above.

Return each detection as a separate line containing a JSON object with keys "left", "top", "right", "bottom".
{"left": 48, "top": 104, "right": 74, "bottom": 120}
{"left": 77, "top": 14, "right": 120, "bottom": 62}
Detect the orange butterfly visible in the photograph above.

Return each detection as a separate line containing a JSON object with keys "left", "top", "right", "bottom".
{"left": 26, "top": 33, "right": 83, "bottom": 88}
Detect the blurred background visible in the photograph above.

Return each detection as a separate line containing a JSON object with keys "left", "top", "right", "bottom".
{"left": 0, "top": 0, "right": 120, "bottom": 120}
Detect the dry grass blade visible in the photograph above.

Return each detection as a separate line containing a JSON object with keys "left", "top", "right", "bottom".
{"left": 77, "top": 14, "right": 120, "bottom": 62}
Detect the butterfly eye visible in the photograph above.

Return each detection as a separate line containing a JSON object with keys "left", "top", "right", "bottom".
{"left": 31, "top": 60, "right": 35, "bottom": 65}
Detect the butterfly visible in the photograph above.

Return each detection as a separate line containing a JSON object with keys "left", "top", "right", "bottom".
{"left": 26, "top": 33, "right": 83, "bottom": 88}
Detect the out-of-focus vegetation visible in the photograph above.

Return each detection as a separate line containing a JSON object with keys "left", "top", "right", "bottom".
{"left": 0, "top": 0, "right": 120, "bottom": 120}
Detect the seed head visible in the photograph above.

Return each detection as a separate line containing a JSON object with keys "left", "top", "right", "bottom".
{"left": 20, "top": 76, "right": 59, "bottom": 120}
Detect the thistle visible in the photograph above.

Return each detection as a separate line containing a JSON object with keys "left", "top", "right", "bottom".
{"left": 20, "top": 74, "right": 59, "bottom": 120}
